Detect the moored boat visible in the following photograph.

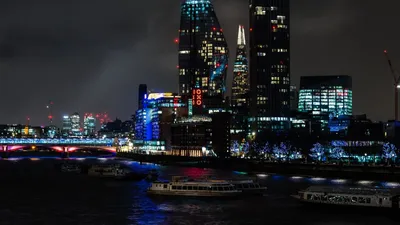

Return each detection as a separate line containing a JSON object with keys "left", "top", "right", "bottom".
{"left": 292, "top": 186, "right": 400, "bottom": 209}
{"left": 88, "top": 163, "right": 146, "bottom": 180}
{"left": 60, "top": 163, "right": 82, "bottom": 173}
{"left": 147, "top": 176, "right": 241, "bottom": 197}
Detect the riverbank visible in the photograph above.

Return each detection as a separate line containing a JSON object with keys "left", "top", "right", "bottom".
{"left": 117, "top": 153, "right": 400, "bottom": 182}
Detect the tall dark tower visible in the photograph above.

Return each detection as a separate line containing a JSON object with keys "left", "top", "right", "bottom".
{"left": 138, "top": 84, "right": 147, "bottom": 110}
{"left": 178, "top": 0, "right": 229, "bottom": 114}
{"left": 249, "top": 0, "right": 290, "bottom": 132}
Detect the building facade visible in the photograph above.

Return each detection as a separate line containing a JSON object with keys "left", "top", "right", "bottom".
{"left": 134, "top": 92, "right": 188, "bottom": 151}
{"left": 231, "top": 25, "right": 250, "bottom": 138}
{"left": 298, "top": 75, "right": 353, "bottom": 130}
{"left": 178, "top": 0, "right": 229, "bottom": 114}
{"left": 70, "top": 112, "right": 81, "bottom": 137}
{"left": 249, "top": 0, "right": 291, "bottom": 132}
{"left": 83, "top": 114, "right": 96, "bottom": 137}
{"left": 62, "top": 115, "right": 71, "bottom": 137}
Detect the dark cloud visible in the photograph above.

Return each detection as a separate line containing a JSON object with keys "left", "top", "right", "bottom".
{"left": 0, "top": 0, "right": 399, "bottom": 125}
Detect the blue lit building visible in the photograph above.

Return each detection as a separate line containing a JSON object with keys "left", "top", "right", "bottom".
{"left": 134, "top": 93, "right": 187, "bottom": 152}
{"left": 178, "top": 0, "right": 229, "bottom": 114}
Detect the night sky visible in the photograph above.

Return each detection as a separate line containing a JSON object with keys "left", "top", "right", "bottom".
{"left": 0, "top": 0, "right": 399, "bottom": 125}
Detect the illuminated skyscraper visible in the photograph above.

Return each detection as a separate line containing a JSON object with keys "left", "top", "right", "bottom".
{"left": 231, "top": 25, "right": 249, "bottom": 136}
{"left": 249, "top": 0, "right": 290, "bottom": 131}
{"left": 178, "top": 0, "right": 229, "bottom": 112}
{"left": 70, "top": 112, "right": 81, "bottom": 137}
{"left": 232, "top": 25, "right": 249, "bottom": 106}
{"left": 61, "top": 115, "right": 71, "bottom": 137}
{"left": 83, "top": 114, "right": 96, "bottom": 137}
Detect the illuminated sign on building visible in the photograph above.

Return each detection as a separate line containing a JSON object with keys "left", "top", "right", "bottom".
{"left": 147, "top": 93, "right": 175, "bottom": 100}
{"left": 192, "top": 89, "right": 202, "bottom": 106}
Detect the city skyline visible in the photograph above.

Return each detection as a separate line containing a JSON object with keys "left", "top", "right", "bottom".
{"left": 0, "top": 0, "right": 400, "bottom": 125}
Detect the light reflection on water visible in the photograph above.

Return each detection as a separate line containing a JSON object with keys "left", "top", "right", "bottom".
{"left": 0, "top": 158, "right": 400, "bottom": 224}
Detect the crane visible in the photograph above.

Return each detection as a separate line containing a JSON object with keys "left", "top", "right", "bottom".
{"left": 384, "top": 50, "right": 400, "bottom": 121}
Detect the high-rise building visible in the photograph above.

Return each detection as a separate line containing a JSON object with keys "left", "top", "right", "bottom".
{"left": 298, "top": 75, "right": 353, "bottom": 128}
{"left": 232, "top": 25, "right": 249, "bottom": 107}
{"left": 62, "top": 115, "right": 71, "bottom": 137}
{"left": 70, "top": 112, "right": 81, "bottom": 137}
{"left": 178, "top": 0, "right": 229, "bottom": 113}
{"left": 249, "top": 0, "right": 290, "bottom": 132}
{"left": 138, "top": 84, "right": 147, "bottom": 110}
{"left": 83, "top": 113, "right": 96, "bottom": 137}
{"left": 231, "top": 25, "right": 250, "bottom": 137}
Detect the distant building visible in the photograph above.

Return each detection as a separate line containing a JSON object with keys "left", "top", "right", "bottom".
{"left": 70, "top": 112, "right": 81, "bottom": 137}
{"left": 231, "top": 25, "right": 250, "bottom": 138}
{"left": 83, "top": 114, "right": 96, "bottom": 137}
{"left": 290, "top": 85, "right": 298, "bottom": 111}
{"left": 134, "top": 92, "right": 187, "bottom": 151}
{"left": 298, "top": 75, "right": 353, "bottom": 130}
{"left": 62, "top": 115, "right": 71, "bottom": 137}
{"left": 249, "top": 0, "right": 291, "bottom": 133}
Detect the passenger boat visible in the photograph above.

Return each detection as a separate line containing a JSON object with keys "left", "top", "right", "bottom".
{"left": 200, "top": 176, "right": 267, "bottom": 195}
{"left": 147, "top": 176, "right": 241, "bottom": 197}
{"left": 292, "top": 186, "right": 400, "bottom": 209}
{"left": 88, "top": 163, "right": 146, "bottom": 180}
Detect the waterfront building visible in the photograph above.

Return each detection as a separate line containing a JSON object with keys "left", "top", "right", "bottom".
{"left": 249, "top": 0, "right": 291, "bottom": 133}
{"left": 171, "top": 112, "right": 231, "bottom": 158}
{"left": 134, "top": 92, "right": 187, "bottom": 151}
{"left": 298, "top": 75, "right": 353, "bottom": 131}
{"left": 83, "top": 114, "right": 96, "bottom": 137}
{"left": 178, "top": 0, "right": 229, "bottom": 114}
{"left": 231, "top": 25, "right": 250, "bottom": 139}
{"left": 62, "top": 115, "right": 72, "bottom": 137}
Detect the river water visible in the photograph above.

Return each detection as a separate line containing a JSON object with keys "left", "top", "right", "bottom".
{"left": 0, "top": 157, "right": 399, "bottom": 225}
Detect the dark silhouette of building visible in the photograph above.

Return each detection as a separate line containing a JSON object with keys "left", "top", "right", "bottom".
{"left": 249, "top": 0, "right": 291, "bottom": 132}
{"left": 138, "top": 84, "right": 147, "bottom": 109}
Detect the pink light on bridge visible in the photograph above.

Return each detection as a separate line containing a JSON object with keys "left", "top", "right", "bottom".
{"left": 67, "top": 147, "right": 79, "bottom": 152}
{"left": 8, "top": 146, "right": 24, "bottom": 151}
{"left": 51, "top": 146, "right": 64, "bottom": 152}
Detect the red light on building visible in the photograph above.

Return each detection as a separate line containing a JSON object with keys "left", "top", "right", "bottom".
{"left": 272, "top": 26, "right": 277, "bottom": 30}
{"left": 280, "top": 60, "right": 284, "bottom": 64}
{"left": 176, "top": 65, "right": 179, "bottom": 69}
{"left": 384, "top": 50, "right": 388, "bottom": 54}
{"left": 220, "top": 28, "right": 223, "bottom": 32}
{"left": 192, "top": 89, "right": 202, "bottom": 106}
{"left": 174, "top": 38, "right": 179, "bottom": 43}
{"left": 48, "top": 115, "right": 53, "bottom": 119}
{"left": 212, "top": 27, "right": 216, "bottom": 31}
{"left": 249, "top": 28, "right": 253, "bottom": 32}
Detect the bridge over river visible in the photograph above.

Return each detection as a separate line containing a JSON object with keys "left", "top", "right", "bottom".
{"left": 0, "top": 138, "right": 124, "bottom": 157}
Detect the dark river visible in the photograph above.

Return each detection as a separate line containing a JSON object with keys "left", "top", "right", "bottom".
{"left": 0, "top": 157, "right": 399, "bottom": 225}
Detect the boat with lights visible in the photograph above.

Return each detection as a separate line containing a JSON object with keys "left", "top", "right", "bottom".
{"left": 292, "top": 186, "right": 400, "bottom": 209}
{"left": 147, "top": 176, "right": 241, "bottom": 197}
{"left": 200, "top": 176, "right": 267, "bottom": 195}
